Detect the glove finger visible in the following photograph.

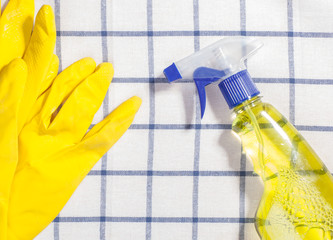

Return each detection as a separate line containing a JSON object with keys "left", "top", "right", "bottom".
{"left": 81, "top": 96, "right": 142, "bottom": 153}
{"left": 0, "top": 59, "right": 27, "bottom": 239}
{"left": 40, "top": 57, "right": 96, "bottom": 129}
{"left": 0, "top": 59, "right": 27, "bottom": 116}
{"left": 0, "top": 0, "right": 34, "bottom": 70}
{"left": 0, "top": 58, "right": 27, "bottom": 154}
{"left": 18, "top": 5, "right": 56, "bottom": 131}
{"left": 25, "top": 54, "right": 59, "bottom": 125}
{"left": 0, "top": 58, "right": 27, "bottom": 180}
{"left": 47, "top": 97, "right": 141, "bottom": 174}
{"left": 48, "top": 63, "right": 113, "bottom": 142}
{"left": 39, "top": 54, "right": 59, "bottom": 96}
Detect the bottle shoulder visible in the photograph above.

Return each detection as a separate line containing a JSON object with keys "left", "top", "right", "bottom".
{"left": 234, "top": 101, "right": 279, "bottom": 117}
{"left": 232, "top": 101, "right": 286, "bottom": 134}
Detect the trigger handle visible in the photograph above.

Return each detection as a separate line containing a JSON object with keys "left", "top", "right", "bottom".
{"left": 193, "top": 67, "right": 226, "bottom": 118}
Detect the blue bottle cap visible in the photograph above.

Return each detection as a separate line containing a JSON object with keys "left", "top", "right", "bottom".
{"left": 218, "top": 70, "right": 260, "bottom": 109}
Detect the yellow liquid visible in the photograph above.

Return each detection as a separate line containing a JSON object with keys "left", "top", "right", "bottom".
{"left": 232, "top": 97, "right": 333, "bottom": 240}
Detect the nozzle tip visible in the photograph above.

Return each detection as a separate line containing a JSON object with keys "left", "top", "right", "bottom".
{"left": 163, "top": 63, "right": 182, "bottom": 82}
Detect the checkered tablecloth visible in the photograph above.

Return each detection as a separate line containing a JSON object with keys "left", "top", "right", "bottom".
{"left": 3, "top": 0, "right": 333, "bottom": 239}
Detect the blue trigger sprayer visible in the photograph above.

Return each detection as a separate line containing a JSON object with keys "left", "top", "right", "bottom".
{"left": 164, "top": 37, "right": 261, "bottom": 118}
{"left": 163, "top": 37, "right": 333, "bottom": 240}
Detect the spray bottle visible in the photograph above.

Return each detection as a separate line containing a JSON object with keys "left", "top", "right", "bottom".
{"left": 163, "top": 37, "right": 333, "bottom": 240}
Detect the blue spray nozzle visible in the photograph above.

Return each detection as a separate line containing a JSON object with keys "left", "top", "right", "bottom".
{"left": 163, "top": 36, "right": 263, "bottom": 118}
{"left": 164, "top": 63, "right": 182, "bottom": 82}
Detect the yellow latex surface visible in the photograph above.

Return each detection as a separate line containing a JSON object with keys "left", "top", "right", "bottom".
{"left": 0, "top": 1, "right": 56, "bottom": 239}
{"left": 0, "top": 0, "right": 34, "bottom": 70}
{"left": 7, "top": 58, "right": 142, "bottom": 240}
{"left": 0, "top": 59, "right": 27, "bottom": 240}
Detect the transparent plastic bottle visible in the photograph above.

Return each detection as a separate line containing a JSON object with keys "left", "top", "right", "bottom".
{"left": 232, "top": 96, "right": 333, "bottom": 240}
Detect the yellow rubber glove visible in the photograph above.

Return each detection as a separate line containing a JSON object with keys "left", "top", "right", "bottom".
{"left": 7, "top": 58, "right": 142, "bottom": 240}
{"left": 0, "top": 1, "right": 56, "bottom": 239}
{"left": 0, "top": 59, "right": 27, "bottom": 240}
{"left": 0, "top": 0, "right": 57, "bottom": 130}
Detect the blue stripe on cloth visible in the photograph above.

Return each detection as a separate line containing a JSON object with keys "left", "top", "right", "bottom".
{"left": 56, "top": 30, "right": 333, "bottom": 38}
{"left": 287, "top": 0, "right": 296, "bottom": 124}
{"left": 87, "top": 123, "right": 333, "bottom": 132}
{"left": 88, "top": 170, "right": 258, "bottom": 177}
{"left": 53, "top": 216, "right": 256, "bottom": 223}
{"left": 240, "top": 0, "right": 246, "bottom": 34}
{"left": 110, "top": 77, "right": 333, "bottom": 85}
{"left": 130, "top": 124, "right": 232, "bottom": 130}
{"left": 192, "top": 0, "right": 200, "bottom": 238}
{"left": 54, "top": 0, "right": 61, "bottom": 238}
{"left": 239, "top": 147, "right": 247, "bottom": 240}
{"left": 129, "top": 124, "right": 333, "bottom": 132}
{"left": 99, "top": 0, "right": 109, "bottom": 239}
{"left": 53, "top": 222, "right": 59, "bottom": 240}
{"left": 253, "top": 78, "right": 333, "bottom": 85}
{"left": 239, "top": 1, "right": 247, "bottom": 239}
{"left": 89, "top": 123, "right": 333, "bottom": 131}
{"left": 146, "top": 0, "right": 155, "bottom": 239}
{"left": 55, "top": 0, "right": 62, "bottom": 72}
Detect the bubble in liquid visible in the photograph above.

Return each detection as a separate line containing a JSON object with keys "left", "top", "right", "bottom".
{"left": 260, "top": 169, "right": 333, "bottom": 240}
